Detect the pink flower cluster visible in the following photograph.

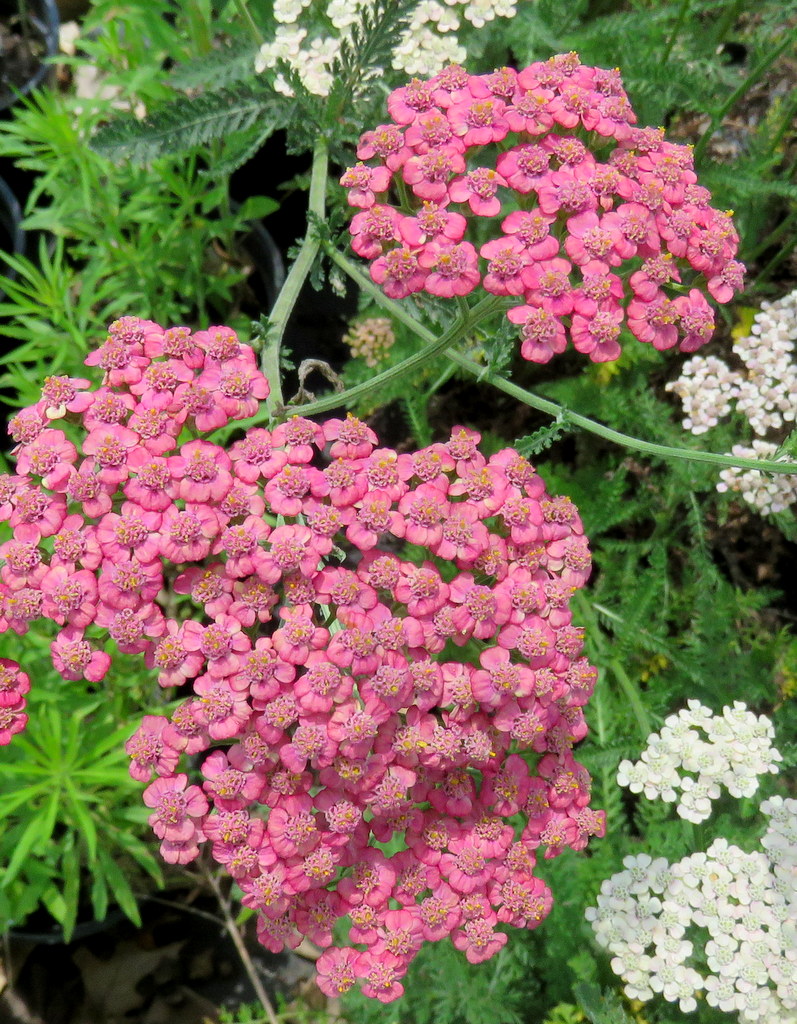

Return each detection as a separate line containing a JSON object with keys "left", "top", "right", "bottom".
{"left": 342, "top": 53, "right": 744, "bottom": 364}
{"left": 0, "top": 658, "right": 29, "bottom": 744}
{"left": 0, "top": 316, "right": 603, "bottom": 1001}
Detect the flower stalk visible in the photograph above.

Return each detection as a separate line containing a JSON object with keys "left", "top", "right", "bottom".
{"left": 327, "top": 246, "right": 797, "bottom": 477}
{"left": 261, "top": 133, "right": 330, "bottom": 416}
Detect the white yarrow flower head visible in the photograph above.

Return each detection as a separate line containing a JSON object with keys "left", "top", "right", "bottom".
{"left": 254, "top": 0, "right": 521, "bottom": 88}
{"left": 586, "top": 798, "right": 797, "bottom": 1023}
{"left": 617, "top": 701, "right": 781, "bottom": 822}
{"left": 667, "top": 287, "right": 797, "bottom": 515}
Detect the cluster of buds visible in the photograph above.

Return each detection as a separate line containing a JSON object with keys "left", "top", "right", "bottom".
{"left": 342, "top": 53, "right": 744, "bottom": 364}
{"left": 0, "top": 317, "right": 603, "bottom": 1001}
{"left": 342, "top": 316, "right": 396, "bottom": 367}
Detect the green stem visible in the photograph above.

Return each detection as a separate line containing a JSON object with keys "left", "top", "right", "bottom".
{"left": 330, "top": 246, "right": 797, "bottom": 476}
{"left": 694, "top": 29, "right": 797, "bottom": 165}
{"left": 754, "top": 233, "right": 797, "bottom": 288}
{"left": 609, "top": 659, "right": 653, "bottom": 741}
{"left": 261, "top": 135, "right": 329, "bottom": 415}
{"left": 395, "top": 175, "right": 414, "bottom": 213}
{"left": 233, "top": 0, "right": 265, "bottom": 44}
{"left": 452, "top": 353, "right": 797, "bottom": 475}
{"left": 661, "top": 0, "right": 691, "bottom": 63}
{"left": 744, "top": 209, "right": 797, "bottom": 262}
{"left": 763, "top": 89, "right": 797, "bottom": 160}
{"left": 203, "top": 866, "right": 278, "bottom": 1024}
{"left": 707, "top": 0, "right": 745, "bottom": 50}
{"left": 294, "top": 292, "right": 507, "bottom": 418}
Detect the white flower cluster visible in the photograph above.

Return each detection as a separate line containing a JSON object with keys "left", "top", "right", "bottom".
{"left": 254, "top": 0, "right": 519, "bottom": 93}
{"left": 716, "top": 441, "right": 797, "bottom": 516}
{"left": 586, "top": 798, "right": 797, "bottom": 1023}
{"left": 617, "top": 701, "right": 782, "bottom": 824}
{"left": 666, "top": 289, "right": 797, "bottom": 514}
{"left": 667, "top": 289, "right": 797, "bottom": 437}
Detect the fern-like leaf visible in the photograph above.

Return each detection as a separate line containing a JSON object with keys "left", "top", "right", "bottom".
{"left": 326, "top": 0, "right": 419, "bottom": 114}
{"left": 167, "top": 39, "right": 260, "bottom": 91}
{"left": 574, "top": 982, "right": 638, "bottom": 1024}
{"left": 199, "top": 121, "right": 283, "bottom": 180}
{"left": 516, "top": 411, "right": 572, "bottom": 458}
{"left": 90, "top": 85, "right": 288, "bottom": 164}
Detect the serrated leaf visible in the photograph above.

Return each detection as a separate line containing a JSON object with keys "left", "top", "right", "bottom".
{"left": 90, "top": 85, "right": 287, "bottom": 164}
{"left": 516, "top": 411, "right": 572, "bottom": 457}
{"left": 200, "top": 122, "right": 278, "bottom": 180}
{"left": 574, "top": 981, "right": 637, "bottom": 1024}
{"left": 167, "top": 39, "right": 260, "bottom": 91}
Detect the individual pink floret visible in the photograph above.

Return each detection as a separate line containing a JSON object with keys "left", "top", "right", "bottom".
{"left": 480, "top": 237, "right": 530, "bottom": 296}
{"left": 506, "top": 305, "right": 567, "bottom": 364}
{"left": 571, "top": 308, "right": 624, "bottom": 362}
{"left": 448, "top": 167, "right": 507, "bottom": 217}
{"left": 370, "top": 247, "right": 428, "bottom": 299}
{"left": 340, "top": 162, "right": 392, "bottom": 209}
{"left": 418, "top": 241, "right": 480, "bottom": 297}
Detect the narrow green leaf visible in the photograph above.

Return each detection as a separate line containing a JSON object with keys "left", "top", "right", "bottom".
{"left": 2, "top": 814, "right": 52, "bottom": 888}
{"left": 236, "top": 194, "right": 279, "bottom": 223}
{"left": 63, "top": 780, "right": 99, "bottom": 864}
{"left": 97, "top": 850, "right": 142, "bottom": 925}
{"left": 90, "top": 870, "right": 109, "bottom": 923}
{"left": 61, "top": 840, "right": 81, "bottom": 942}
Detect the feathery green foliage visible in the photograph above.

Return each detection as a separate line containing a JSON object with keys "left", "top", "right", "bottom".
{"left": 90, "top": 85, "right": 288, "bottom": 164}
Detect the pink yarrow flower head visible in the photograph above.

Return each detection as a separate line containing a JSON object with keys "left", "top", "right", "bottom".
{"left": 1, "top": 317, "right": 604, "bottom": 1003}
{"left": 344, "top": 56, "right": 744, "bottom": 366}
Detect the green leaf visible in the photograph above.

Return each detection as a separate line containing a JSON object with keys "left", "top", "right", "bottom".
{"left": 61, "top": 840, "right": 81, "bottom": 942}
{"left": 516, "top": 410, "right": 573, "bottom": 457}
{"left": 108, "top": 828, "right": 164, "bottom": 886}
{"left": 200, "top": 122, "right": 279, "bottom": 180}
{"left": 97, "top": 849, "right": 142, "bottom": 926}
{"left": 63, "top": 780, "right": 99, "bottom": 864}
{"left": 574, "top": 981, "right": 638, "bottom": 1024}
{"left": 90, "top": 870, "right": 109, "bottom": 923}
{"left": 167, "top": 39, "right": 260, "bottom": 91}
{"left": 90, "top": 86, "right": 288, "bottom": 164}
{"left": 2, "top": 813, "right": 54, "bottom": 888}
{"left": 236, "top": 194, "right": 279, "bottom": 223}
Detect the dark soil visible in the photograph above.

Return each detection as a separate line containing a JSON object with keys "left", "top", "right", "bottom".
{"left": 2, "top": 889, "right": 316, "bottom": 1024}
{"left": 0, "top": 7, "right": 49, "bottom": 109}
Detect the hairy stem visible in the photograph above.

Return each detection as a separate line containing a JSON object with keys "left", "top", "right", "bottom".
{"left": 261, "top": 134, "right": 330, "bottom": 415}
{"left": 330, "top": 248, "right": 797, "bottom": 476}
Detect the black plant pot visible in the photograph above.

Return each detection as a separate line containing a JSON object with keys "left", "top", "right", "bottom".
{"left": 0, "top": 0, "right": 59, "bottom": 113}
{"left": 239, "top": 216, "right": 286, "bottom": 316}
{"left": 0, "top": 173, "right": 25, "bottom": 297}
